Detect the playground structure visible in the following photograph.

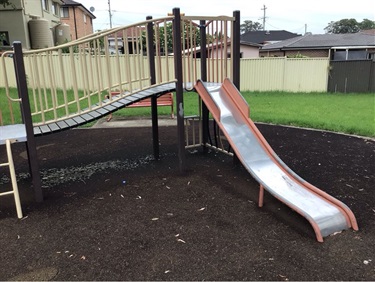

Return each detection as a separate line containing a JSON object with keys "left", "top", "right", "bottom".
{"left": 0, "top": 9, "right": 358, "bottom": 241}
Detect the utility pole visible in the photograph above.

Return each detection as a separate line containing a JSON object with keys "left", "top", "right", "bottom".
{"left": 261, "top": 4, "right": 267, "bottom": 31}
{"left": 108, "top": 0, "right": 113, "bottom": 28}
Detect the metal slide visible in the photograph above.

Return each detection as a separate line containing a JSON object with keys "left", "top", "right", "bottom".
{"left": 195, "top": 79, "right": 358, "bottom": 242}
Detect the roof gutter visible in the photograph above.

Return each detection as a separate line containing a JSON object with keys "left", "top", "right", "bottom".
{"left": 332, "top": 46, "right": 375, "bottom": 49}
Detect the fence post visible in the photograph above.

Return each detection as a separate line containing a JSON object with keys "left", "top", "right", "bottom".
{"left": 12, "top": 41, "right": 43, "bottom": 202}
{"left": 173, "top": 7, "right": 186, "bottom": 172}
{"left": 146, "top": 16, "right": 160, "bottom": 160}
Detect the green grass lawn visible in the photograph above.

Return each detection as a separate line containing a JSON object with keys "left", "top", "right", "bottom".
{"left": 243, "top": 91, "right": 375, "bottom": 137}
{"left": 111, "top": 91, "right": 374, "bottom": 137}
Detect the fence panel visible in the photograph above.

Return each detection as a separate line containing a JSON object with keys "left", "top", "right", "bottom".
{"left": 240, "top": 57, "right": 285, "bottom": 91}
{"left": 328, "top": 60, "right": 373, "bottom": 93}
{"left": 240, "top": 57, "right": 329, "bottom": 92}
{"left": 283, "top": 58, "right": 329, "bottom": 92}
{"left": 2, "top": 56, "right": 333, "bottom": 93}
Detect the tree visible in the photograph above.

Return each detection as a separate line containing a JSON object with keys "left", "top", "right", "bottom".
{"left": 0, "top": 0, "right": 12, "bottom": 7}
{"left": 142, "top": 22, "right": 201, "bottom": 55}
{"left": 359, "top": 18, "right": 375, "bottom": 30}
{"left": 324, "top": 18, "right": 375, "bottom": 34}
{"left": 240, "top": 20, "right": 263, "bottom": 34}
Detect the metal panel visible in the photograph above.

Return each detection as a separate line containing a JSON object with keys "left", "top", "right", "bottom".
{"left": 328, "top": 60, "right": 373, "bottom": 93}
{"left": 240, "top": 57, "right": 329, "bottom": 92}
{"left": 284, "top": 58, "right": 329, "bottom": 92}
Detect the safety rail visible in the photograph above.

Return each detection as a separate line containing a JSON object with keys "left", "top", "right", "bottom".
{"left": 184, "top": 113, "right": 233, "bottom": 155}
{"left": 0, "top": 13, "right": 235, "bottom": 128}
{"left": 184, "top": 115, "right": 202, "bottom": 148}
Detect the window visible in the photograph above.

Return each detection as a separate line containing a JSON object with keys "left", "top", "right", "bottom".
{"left": 83, "top": 14, "right": 86, "bottom": 23}
{"left": 42, "top": 0, "right": 49, "bottom": 11}
{"left": 52, "top": 2, "right": 59, "bottom": 16}
{"left": 333, "top": 49, "right": 369, "bottom": 61}
{"left": 0, "top": 31, "right": 10, "bottom": 46}
{"left": 61, "top": 7, "right": 69, "bottom": 18}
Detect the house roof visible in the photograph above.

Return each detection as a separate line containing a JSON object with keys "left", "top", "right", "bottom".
{"left": 107, "top": 27, "right": 146, "bottom": 39}
{"left": 240, "top": 30, "right": 301, "bottom": 45}
{"left": 261, "top": 32, "right": 375, "bottom": 51}
{"left": 61, "top": 0, "right": 96, "bottom": 19}
{"left": 360, "top": 29, "right": 375, "bottom": 35}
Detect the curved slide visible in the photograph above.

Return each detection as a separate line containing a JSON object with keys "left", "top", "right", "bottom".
{"left": 195, "top": 78, "right": 358, "bottom": 242}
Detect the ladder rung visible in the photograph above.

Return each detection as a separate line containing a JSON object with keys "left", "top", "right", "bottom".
{"left": 0, "top": 191, "right": 14, "bottom": 197}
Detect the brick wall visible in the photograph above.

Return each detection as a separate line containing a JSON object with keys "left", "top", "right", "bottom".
{"left": 61, "top": 6, "right": 94, "bottom": 40}
{"left": 260, "top": 49, "right": 329, "bottom": 58}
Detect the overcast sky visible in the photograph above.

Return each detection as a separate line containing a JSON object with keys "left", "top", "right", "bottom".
{"left": 77, "top": 0, "right": 375, "bottom": 35}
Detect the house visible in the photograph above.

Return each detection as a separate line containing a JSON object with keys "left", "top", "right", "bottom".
{"left": 60, "top": 0, "right": 96, "bottom": 41}
{"left": 260, "top": 31, "right": 375, "bottom": 59}
{"left": 107, "top": 27, "right": 145, "bottom": 54}
{"left": 241, "top": 30, "right": 301, "bottom": 46}
{"left": 0, "top": 0, "right": 64, "bottom": 50}
{"left": 180, "top": 41, "right": 261, "bottom": 59}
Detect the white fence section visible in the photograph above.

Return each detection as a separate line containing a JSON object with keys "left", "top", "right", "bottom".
{"left": 240, "top": 57, "right": 330, "bottom": 92}
{"left": 1, "top": 56, "right": 330, "bottom": 93}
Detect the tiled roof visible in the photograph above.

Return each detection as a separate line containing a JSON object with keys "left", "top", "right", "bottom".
{"left": 61, "top": 0, "right": 80, "bottom": 5}
{"left": 61, "top": 0, "right": 96, "bottom": 19}
{"left": 261, "top": 32, "right": 375, "bottom": 50}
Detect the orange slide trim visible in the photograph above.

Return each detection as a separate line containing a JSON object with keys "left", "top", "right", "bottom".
{"left": 220, "top": 78, "right": 358, "bottom": 231}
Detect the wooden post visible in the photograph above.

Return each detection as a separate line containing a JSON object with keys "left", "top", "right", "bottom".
{"left": 13, "top": 42, "right": 43, "bottom": 202}
{"left": 173, "top": 8, "right": 186, "bottom": 172}
{"left": 200, "top": 20, "right": 209, "bottom": 154}
{"left": 146, "top": 16, "right": 160, "bottom": 160}
{"left": 232, "top": 10, "right": 241, "bottom": 166}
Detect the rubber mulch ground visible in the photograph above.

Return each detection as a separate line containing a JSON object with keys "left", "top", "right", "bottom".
{"left": 0, "top": 121, "right": 374, "bottom": 281}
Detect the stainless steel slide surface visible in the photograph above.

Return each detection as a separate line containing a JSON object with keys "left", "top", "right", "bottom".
{"left": 195, "top": 79, "right": 358, "bottom": 242}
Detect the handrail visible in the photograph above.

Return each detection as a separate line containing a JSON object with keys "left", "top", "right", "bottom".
{"left": 1, "top": 13, "right": 235, "bottom": 127}
{"left": 1, "top": 51, "right": 21, "bottom": 102}
{"left": 22, "top": 16, "right": 174, "bottom": 55}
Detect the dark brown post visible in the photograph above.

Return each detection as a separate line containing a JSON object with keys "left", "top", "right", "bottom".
{"left": 146, "top": 16, "right": 160, "bottom": 160}
{"left": 13, "top": 42, "right": 43, "bottom": 202}
{"left": 232, "top": 11, "right": 241, "bottom": 165}
{"left": 232, "top": 10, "right": 241, "bottom": 89}
{"left": 172, "top": 7, "right": 186, "bottom": 172}
{"left": 200, "top": 20, "right": 209, "bottom": 153}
